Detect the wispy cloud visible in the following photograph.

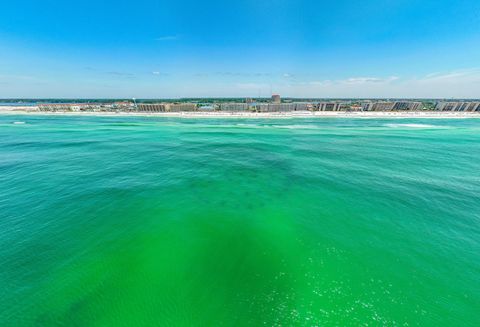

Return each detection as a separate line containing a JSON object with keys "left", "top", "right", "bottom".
{"left": 342, "top": 76, "right": 399, "bottom": 84}
{"left": 270, "top": 68, "right": 480, "bottom": 98}
{"left": 0, "top": 74, "right": 37, "bottom": 81}
{"left": 215, "top": 72, "right": 247, "bottom": 77}
{"left": 255, "top": 72, "right": 271, "bottom": 77}
{"left": 419, "top": 68, "right": 480, "bottom": 83}
{"left": 187, "top": 71, "right": 274, "bottom": 78}
{"left": 155, "top": 35, "right": 179, "bottom": 41}
{"left": 106, "top": 71, "right": 135, "bottom": 77}
{"left": 152, "top": 71, "right": 169, "bottom": 76}
{"left": 308, "top": 80, "right": 333, "bottom": 86}
{"left": 299, "top": 76, "right": 397, "bottom": 87}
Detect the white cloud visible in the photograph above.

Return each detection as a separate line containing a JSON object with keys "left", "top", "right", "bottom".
{"left": 342, "top": 76, "right": 399, "bottom": 84}
{"left": 308, "top": 80, "right": 333, "bottom": 86}
{"left": 271, "top": 70, "right": 480, "bottom": 98}
{"left": 106, "top": 71, "right": 135, "bottom": 78}
{"left": 4, "top": 68, "right": 479, "bottom": 98}
{"left": 417, "top": 68, "right": 480, "bottom": 84}
{"left": 151, "top": 71, "right": 170, "bottom": 77}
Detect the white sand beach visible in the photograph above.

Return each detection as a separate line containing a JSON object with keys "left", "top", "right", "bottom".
{"left": 1, "top": 106, "right": 479, "bottom": 119}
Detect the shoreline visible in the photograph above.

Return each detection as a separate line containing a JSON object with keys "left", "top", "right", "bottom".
{"left": 1, "top": 108, "right": 480, "bottom": 119}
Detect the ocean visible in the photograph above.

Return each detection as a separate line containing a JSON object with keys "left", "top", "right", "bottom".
{"left": 1, "top": 115, "right": 479, "bottom": 326}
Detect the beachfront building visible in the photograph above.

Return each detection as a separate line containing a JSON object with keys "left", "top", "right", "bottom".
{"left": 311, "top": 102, "right": 366, "bottom": 111}
{"left": 362, "top": 101, "right": 424, "bottom": 111}
{"left": 410, "top": 102, "right": 424, "bottom": 110}
{"left": 392, "top": 101, "right": 423, "bottom": 111}
{"left": 435, "top": 101, "right": 480, "bottom": 111}
{"left": 136, "top": 103, "right": 197, "bottom": 112}
{"left": 467, "top": 102, "right": 480, "bottom": 111}
{"left": 315, "top": 102, "right": 342, "bottom": 111}
{"left": 361, "top": 102, "right": 374, "bottom": 111}
{"left": 37, "top": 103, "right": 102, "bottom": 112}
{"left": 350, "top": 104, "right": 364, "bottom": 111}
{"left": 137, "top": 104, "right": 167, "bottom": 112}
{"left": 197, "top": 104, "right": 216, "bottom": 111}
{"left": 338, "top": 102, "right": 354, "bottom": 111}
{"left": 34, "top": 100, "right": 480, "bottom": 113}
{"left": 167, "top": 103, "right": 197, "bottom": 112}
{"left": 436, "top": 102, "right": 456, "bottom": 111}
{"left": 255, "top": 103, "right": 308, "bottom": 112}
{"left": 112, "top": 102, "right": 134, "bottom": 110}
{"left": 38, "top": 104, "right": 68, "bottom": 111}
{"left": 371, "top": 102, "right": 396, "bottom": 111}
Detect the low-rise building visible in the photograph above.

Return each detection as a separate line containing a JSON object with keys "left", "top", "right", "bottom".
{"left": 112, "top": 102, "right": 134, "bottom": 110}
{"left": 166, "top": 103, "right": 197, "bottom": 112}
{"left": 38, "top": 103, "right": 100, "bottom": 111}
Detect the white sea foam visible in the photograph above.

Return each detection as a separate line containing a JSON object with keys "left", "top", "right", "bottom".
{"left": 12, "top": 121, "right": 26, "bottom": 124}
{"left": 235, "top": 124, "right": 319, "bottom": 129}
{"left": 235, "top": 123, "right": 264, "bottom": 128}
{"left": 384, "top": 123, "right": 448, "bottom": 129}
{"left": 271, "top": 124, "right": 318, "bottom": 129}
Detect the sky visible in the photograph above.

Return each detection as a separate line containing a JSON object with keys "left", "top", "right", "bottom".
{"left": 1, "top": 0, "right": 480, "bottom": 98}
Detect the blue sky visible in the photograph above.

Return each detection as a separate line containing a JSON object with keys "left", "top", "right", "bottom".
{"left": 1, "top": 0, "right": 480, "bottom": 98}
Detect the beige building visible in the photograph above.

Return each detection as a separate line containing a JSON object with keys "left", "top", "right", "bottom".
{"left": 271, "top": 94, "right": 281, "bottom": 104}
{"left": 167, "top": 103, "right": 197, "bottom": 112}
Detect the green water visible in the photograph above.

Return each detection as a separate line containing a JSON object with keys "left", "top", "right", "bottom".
{"left": 1, "top": 116, "right": 479, "bottom": 326}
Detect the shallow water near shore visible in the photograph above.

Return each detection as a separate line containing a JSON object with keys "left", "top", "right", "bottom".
{"left": 1, "top": 115, "right": 479, "bottom": 326}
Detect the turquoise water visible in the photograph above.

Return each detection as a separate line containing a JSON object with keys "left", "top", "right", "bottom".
{"left": 1, "top": 115, "right": 479, "bottom": 326}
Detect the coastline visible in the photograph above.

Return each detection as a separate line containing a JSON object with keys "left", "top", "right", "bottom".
{"left": 1, "top": 107, "right": 480, "bottom": 119}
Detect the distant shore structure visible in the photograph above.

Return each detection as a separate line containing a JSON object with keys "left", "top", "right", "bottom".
{"left": 136, "top": 103, "right": 197, "bottom": 112}
{"left": 271, "top": 94, "right": 281, "bottom": 104}
{"left": 33, "top": 100, "right": 480, "bottom": 113}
